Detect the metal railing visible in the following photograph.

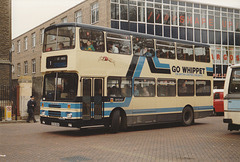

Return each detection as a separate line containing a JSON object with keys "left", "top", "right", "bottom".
{"left": 0, "top": 85, "right": 18, "bottom": 121}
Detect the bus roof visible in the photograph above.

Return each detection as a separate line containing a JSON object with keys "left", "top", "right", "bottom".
{"left": 45, "top": 23, "right": 210, "bottom": 48}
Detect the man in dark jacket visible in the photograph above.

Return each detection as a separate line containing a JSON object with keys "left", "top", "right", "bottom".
{"left": 26, "top": 96, "right": 37, "bottom": 123}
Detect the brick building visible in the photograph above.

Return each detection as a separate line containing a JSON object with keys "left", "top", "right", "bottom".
{"left": 0, "top": 0, "right": 11, "bottom": 87}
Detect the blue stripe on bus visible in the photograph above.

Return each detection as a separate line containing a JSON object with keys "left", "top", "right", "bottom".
{"left": 41, "top": 105, "right": 212, "bottom": 118}
{"left": 152, "top": 56, "right": 170, "bottom": 69}
{"left": 206, "top": 67, "right": 213, "bottom": 72}
{"left": 41, "top": 102, "right": 82, "bottom": 109}
{"left": 133, "top": 56, "right": 146, "bottom": 78}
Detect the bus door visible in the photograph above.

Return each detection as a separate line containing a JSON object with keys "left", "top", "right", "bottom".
{"left": 82, "top": 78, "right": 104, "bottom": 120}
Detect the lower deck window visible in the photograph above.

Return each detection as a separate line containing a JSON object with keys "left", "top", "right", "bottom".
{"left": 178, "top": 79, "right": 194, "bottom": 96}
{"left": 107, "top": 77, "right": 132, "bottom": 97}
{"left": 196, "top": 80, "right": 211, "bottom": 96}
{"left": 157, "top": 79, "right": 176, "bottom": 97}
{"left": 134, "top": 78, "right": 155, "bottom": 97}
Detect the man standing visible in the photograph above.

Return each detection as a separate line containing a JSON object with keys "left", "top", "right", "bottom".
{"left": 26, "top": 96, "right": 37, "bottom": 123}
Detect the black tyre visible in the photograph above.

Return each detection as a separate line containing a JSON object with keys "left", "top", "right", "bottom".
{"left": 110, "top": 110, "right": 121, "bottom": 133}
{"left": 213, "top": 108, "right": 216, "bottom": 116}
{"left": 182, "top": 106, "right": 194, "bottom": 126}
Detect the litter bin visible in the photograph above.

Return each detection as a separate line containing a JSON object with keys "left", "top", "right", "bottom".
{"left": 5, "top": 106, "right": 12, "bottom": 121}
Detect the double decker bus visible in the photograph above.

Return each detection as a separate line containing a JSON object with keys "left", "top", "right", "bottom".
{"left": 224, "top": 65, "right": 240, "bottom": 131}
{"left": 40, "top": 23, "right": 213, "bottom": 132}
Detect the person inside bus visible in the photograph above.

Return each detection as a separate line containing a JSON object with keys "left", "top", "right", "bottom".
{"left": 121, "top": 85, "right": 131, "bottom": 97}
{"left": 134, "top": 85, "right": 140, "bottom": 96}
{"left": 142, "top": 87, "right": 150, "bottom": 96}
{"left": 108, "top": 43, "right": 119, "bottom": 54}
{"left": 156, "top": 49, "right": 164, "bottom": 58}
{"left": 58, "top": 42, "right": 64, "bottom": 50}
{"left": 180, "top": 81, "right": 187, "bottom": 94}
{"left": 110, "top": 86, "right": 121, "bottom": 97}
{"left": 84, "top": 40, "right": 95, "bottom": 51}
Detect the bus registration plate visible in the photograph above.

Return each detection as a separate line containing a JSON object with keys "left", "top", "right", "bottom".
{"left": 51, "top": 122, "right": 60, "bottom": 126}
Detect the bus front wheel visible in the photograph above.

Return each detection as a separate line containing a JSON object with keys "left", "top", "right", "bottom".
{"left": 110, "top": 110, "right": 121, "bottom": 133}
{"left": 182, "top": 106, "right": 194, "bottom": 126}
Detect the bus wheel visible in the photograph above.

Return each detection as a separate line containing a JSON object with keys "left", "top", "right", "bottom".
{"left": 110, "top": 110, "right": 121, "bottom": 133}
{"left": 182, "top": 106, "right": 194, "bottom": 126}
{"left": 213, "top": 108, "right": 216, "bottom": 116}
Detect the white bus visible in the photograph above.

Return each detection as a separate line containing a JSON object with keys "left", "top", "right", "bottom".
{"left": 40, "top": 23, "right": 213, "bottom": 132}
{"left": 224, "top": 64, "right": 240, "bottom": 131}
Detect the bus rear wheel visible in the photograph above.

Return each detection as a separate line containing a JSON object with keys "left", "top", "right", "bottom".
{"left": 110, "top": 110, "right": 121, "bottom": 133}
{"left": 182, "top": 106, "right": 194, "bottom": 126}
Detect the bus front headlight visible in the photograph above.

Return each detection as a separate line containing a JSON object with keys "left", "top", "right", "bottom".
{"left": 41, "top": 111, "right": 45, "bottom": 116}
{"left": 67, "top": 113, "right": 72, "bottom": 118}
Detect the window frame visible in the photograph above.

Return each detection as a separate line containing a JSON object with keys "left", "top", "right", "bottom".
{"left": 91, "top": 2, "right": 99, "bottom": 24}
{"left": 196, "top": 80, "right": 211, "bottom": 96}
{"left": 134, "top": 78, "right": 156, "bottom": 97}
{"left": 178, "top": 79, "right": 194, "bottom": 96}
{"left": 106, "top": 32, "right": 131, "bottom": 55}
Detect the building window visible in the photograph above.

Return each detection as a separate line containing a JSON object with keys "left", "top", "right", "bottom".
{"left": 24, "top": 61, "right": 28, "bottom": 75}
{"left": 17, "top": 40, "right": 21, "bottom": 53}
{"left": 236, "top": 47, "right": 240, "bottom": 64}
{"left": 129, "top": 2, "right": 137, "bottom": 22}
{"left": 61, "top": 17, "right": 67, "bottom": 23}
{"left": 111, "top": 2, "right": 119, "bottom": 20}
{"left": 32, "top": 33, "right": 36, "bottom": 47}
{"left": 17, "top": 63, "right": 21, "bottom": 77}
{"left": 32, "top": 59, "right": 36, "bottom": 73}
{"left": 12, "top": 65, "right": 15, "bottom": 73}
{"left": 75, "top": 10, "right": 82, "bottom": 23}
{"left": 24, "top": 37, "right": 28, "bottom": 50}
{"left": 12, "top": 43, "right": 15, "bottom": 52}
{"left": 40, "top": 28, "right": 44, "bottom": 44}
{"left": 138, "top": 3, "right": 145, "bottom": 22}
{"left": 91, "top": 2, "right": 99, "bottom": 24}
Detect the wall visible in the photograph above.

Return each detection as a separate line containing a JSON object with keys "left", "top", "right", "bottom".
{"left": 0, "top": 0, "right": 11, "bottom": 87}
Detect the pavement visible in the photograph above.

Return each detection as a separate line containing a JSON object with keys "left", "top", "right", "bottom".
{"left": 0, "top": 116, "right": 239, "bottom": 161}
{"left": 0, "top": 115, "right": 40, "bottom": 124}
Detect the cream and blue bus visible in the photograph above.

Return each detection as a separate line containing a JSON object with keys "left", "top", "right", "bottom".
{"left": 224, "top": 64, "right": 240, "bottom": 131}
{"left": 40, "top": 23, "right": 213, "bottom": 132}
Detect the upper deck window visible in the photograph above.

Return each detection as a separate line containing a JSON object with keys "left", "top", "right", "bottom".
{"left": 79, "top": 28, "right": 104, "bottom": 52}
{"left": 133, "top": 37, "right": 154, "bottom": 57}
{"left": 156, "top": 41, "right": 175, "bottom": 59}
{"left": 177, "top": 44, "right": 194, "bottom": 61}
{"left": 43, "top": 26, "right": 75, "bottom": 52}
{"left": 106, "top": 33, "right": 131, "bottom": 55}
{"left": 195, "top": 46, "right": 210, "bottom": 63}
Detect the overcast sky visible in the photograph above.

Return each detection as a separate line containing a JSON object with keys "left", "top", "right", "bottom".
{"left": 12, "top": 0, "right": 83, "bottom": 38}
{"left": 12, "top": 0, "right": 240, "bottom": 39}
